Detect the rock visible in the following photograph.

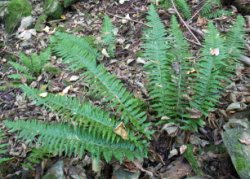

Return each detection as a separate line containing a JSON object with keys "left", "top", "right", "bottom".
{"left": 4, "top": 0, "right": 32, "bottom": 33}
{"left": 18, "top": 16, "right": 34, "bottom": 32}
{"left": 42, "top": 160, "right": 65, "bottom": 179}
{"left": 68, "top": 165, "right": 87, "bottom": 179}
{"left": 222, "top": 115, "right": 250, "bottom": 179}
{"left": 222, "top": 128, "right": 250, "bottom": 179}
{"left": 44, "top": 0, "right": 63, "bottom": 19}
{"left": 112, "top": 167, "right": 140, "bottom": 179}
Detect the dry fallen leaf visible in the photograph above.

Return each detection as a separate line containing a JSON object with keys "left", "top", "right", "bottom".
{"left": 102, "top": 48, "right": 110, "bottom": 58}
{"left": 114, "top": 122, "right": 128, "bottom": 140}
{"left": 239, "top": 132, "right": 250, "bottom": 145}
{"left": 187, "top": 108, "right": 202, "bottom": 119}
{"left": 69, "top": 75, "right": 80, "bottom": 82}
{"left": 59, "top": 85, "right": 72, "bottom": 96}
{"left": 180, "top": 145, "right": 187, "bottom": 154}
{"left": 210, "top": 48, "right": 220, "bottom": 56}
{"left": 39, "top": 92, "right": 48, "bottom": 98}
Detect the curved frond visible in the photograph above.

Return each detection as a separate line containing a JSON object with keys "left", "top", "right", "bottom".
{"left": 5, "top": 120, "right": 146, "bottom": 162}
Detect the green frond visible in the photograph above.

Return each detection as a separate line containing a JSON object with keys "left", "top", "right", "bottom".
{"left": 22, "top": 147, "right": 51, "bottom": 170}
{"left": 191, "top": 23, "right": 227, "bottom": 116}
{"left": 166, "top": 16, "right": 191, "bottom": 118}
{"left": 175, "top": 0, "right": 191, "bottom": 19}
{"left": 226, "top": 15, "right": 246, "bottom": 59}
{"left": 143, "top": 5, "right": 174, "bottom": 117}
{"left": 201, "top": 0, "right": 223, "bottom": 18}
{"left": 50, "top": 32, "right": 99, "bottom": 71}
{"left": 5, "top": 120, "right": 146, "bottom": 162}
{"left": 51, "top": 32, "right": 151, "bottom": 139}
{"left": 101, "top": 15, "right": 116, "bottom": 57}
{"left": 21, "top": 85, "right": 126, "bottom": 142}
{"left": 0, "top": 129, "right": 10, "bottom": 164}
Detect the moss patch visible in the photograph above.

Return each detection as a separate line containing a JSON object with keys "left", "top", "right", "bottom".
{"left": 5, "top": 0, "right": 32, "bottom": 33}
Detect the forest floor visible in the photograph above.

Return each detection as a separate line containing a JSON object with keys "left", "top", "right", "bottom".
{"left": 0, "top": 0, "right": 250, "bottom": 178}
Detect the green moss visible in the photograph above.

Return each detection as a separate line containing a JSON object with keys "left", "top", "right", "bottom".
{"left": 184, "top": 144, "right": 204, "bottom": 176}
{"left": 235, "top": 156, "right": 247, "bottom": 171}
{"left": 5, "top": 0, "right": 32, "bottom": 33}
{"left": 44, "top": 0, "right": 63, "bottom": 19}
{"left": 35, "top": 14, "right": 48, "bottom": 31}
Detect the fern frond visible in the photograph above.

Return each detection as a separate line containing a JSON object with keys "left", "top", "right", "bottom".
{"left": 167, "top": 16, "right": 191, "bottom": 118}
{"left": 201, "top": 0, "right": 222, "bottom": 18}
{"left": 50, "top": 32, "right": 99, "bottom": 71}
{"left": 226, "top": 15, "right": 246, "bottom": 59}
{"left": 191, "top": 23, "right": 228, "bottom": 115}
{"left": 101, "top": 15, "right": 116, "bottom": 57}
{"left": 22, "top": 147, "right": 51, "bottom": 170}
{"left": 175, "top": 0, "right": 191, "bottom": 19}
{"left": 51, "top": 32, "right": 151, "bottom": 139}
{"left": 21, "top": 85, "right": 129, "bottom": 142}
{"left": 5, "top": 120, "right": 146, "bottom": 162}
{"left": 0, "top": 129, "right": 10, "bottom": 164}
{"left": 142, "top": 5, "right": 174, "bottom": 117}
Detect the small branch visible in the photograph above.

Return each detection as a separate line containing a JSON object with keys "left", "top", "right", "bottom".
{"left": 105, "top": 12, "right": 150, "bottom": 27}
{"left": 170, "top": 0, "right": 202, "bottom": 46}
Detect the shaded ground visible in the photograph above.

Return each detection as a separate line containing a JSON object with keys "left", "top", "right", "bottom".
{"left": 0, "top": 0, "right": 250, "bottom": 178}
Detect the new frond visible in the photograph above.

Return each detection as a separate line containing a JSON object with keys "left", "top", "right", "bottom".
{"left": 5, "top": 120, "right": 146, "bottom": 162}
{"left": 101, "top": 15, "right": 116, "bottom": 57}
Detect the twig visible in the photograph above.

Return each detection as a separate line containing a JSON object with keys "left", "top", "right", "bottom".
{"left": 0, "top": 47, "right": 19, "bottom": 58}
{"left": 105, "top": 12, "right": 151, "bottom": 27}
{"left": 170, "top": 0, "right": 202, "bottom": 46}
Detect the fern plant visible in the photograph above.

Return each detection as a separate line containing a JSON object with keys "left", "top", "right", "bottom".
{"left": 142, "top": 5, "right": 245, "bottom": 131}
{"left": 4, "top": 27, "right": 152, "bottom": 162}
{"left": 8, "top": 48, "right": 51, "bottom": 82}
{"left": 4, "top": 5, "right": 245, "bottom": 166}
{"left": 101, "top": 15, "right": 116, "bottom": 57}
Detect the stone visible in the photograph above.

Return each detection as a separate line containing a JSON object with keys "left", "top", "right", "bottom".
{"left": 113, "top": 167, "right": 140, "bottom": 179}
{"left": 42, "top": 160, "right": 65, "bottom": 179}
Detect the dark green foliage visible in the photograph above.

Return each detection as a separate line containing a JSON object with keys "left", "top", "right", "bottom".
{"left": 0, "top": 129, "right": 10, "bottom": 164}
{"left": 101, "top": 15, "right": 116, "bottom": 57}
{"left": 5, "top": 0, "right": 32, "bottom": 33}
{"left": 44, "top": 0, "right": 63, "bottom": 19}
{"left": 200, "top": 0, "right": 231, "bottom": 18}
{"left": 22, "top": 148, "right": 51, "bottom": 170}
{"left": 8, "top": 48, "right": 51, "bottom": 82}
{"left": 142, "top": 5, "right": 245, "bottom": 131}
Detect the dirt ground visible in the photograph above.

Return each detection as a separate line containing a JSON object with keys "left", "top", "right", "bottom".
{"left": 0, "top": 0, "right": 250, "bottom": 178}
